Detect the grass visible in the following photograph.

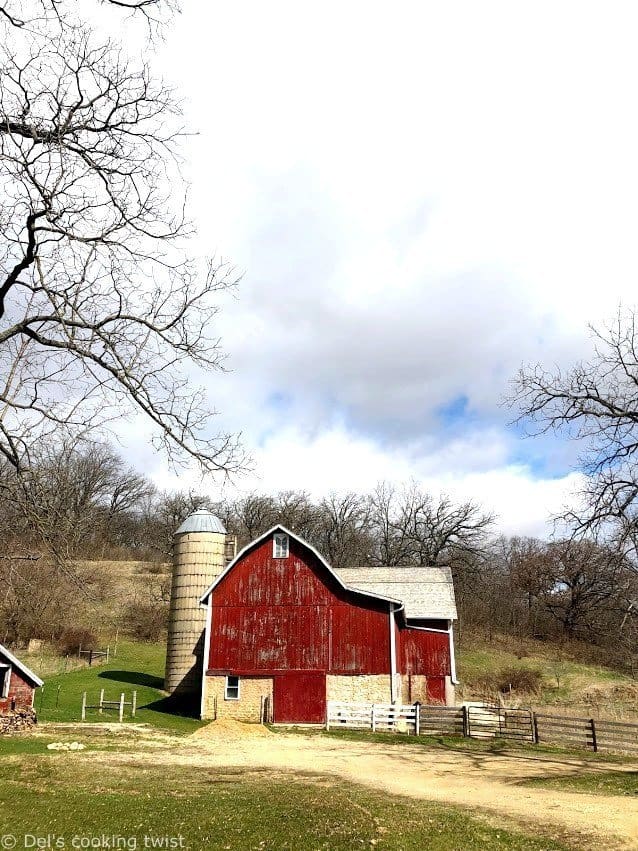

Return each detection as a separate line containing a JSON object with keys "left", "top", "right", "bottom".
{"left": 35, "top": 640, "right": 204, "bottom": 734}
{"left": 0, "top": 750, "right": 572, "bottom": 850}
{"left": 522, "top": 770, "right": 638, "bottom": 797}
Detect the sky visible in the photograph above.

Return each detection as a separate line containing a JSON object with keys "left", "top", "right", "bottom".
{"left": 117, "top": 2, "right": 638, "bottom": 537}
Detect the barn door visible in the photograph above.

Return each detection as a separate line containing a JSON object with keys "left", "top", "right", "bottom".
{"left": 273, "top": 672, "right": 325, "bottom": 724}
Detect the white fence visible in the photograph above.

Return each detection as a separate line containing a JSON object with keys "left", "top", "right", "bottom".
{"left": 327, "top": 701, "right": 418, "bottom": 734}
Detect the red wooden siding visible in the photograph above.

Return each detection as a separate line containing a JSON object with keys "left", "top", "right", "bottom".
{"left": 274, "top": 672, "right": 325, "bottom": 724}
{"left": 400, "top": 628, "right": 451, "bottom": 678}
{"left": 209, "top": 536, "right": 390, "bottom": 675}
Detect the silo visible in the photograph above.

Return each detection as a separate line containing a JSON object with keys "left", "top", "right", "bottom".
{"left": 164, "top": 509, "right": 235, "bottom": 697}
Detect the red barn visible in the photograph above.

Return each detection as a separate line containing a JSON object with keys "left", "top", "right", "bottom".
{"left": 0, "top": 643, "right": 43, "bottom": 713}
{"left": 199, "top": 525, "right": 457, "bottom": 724}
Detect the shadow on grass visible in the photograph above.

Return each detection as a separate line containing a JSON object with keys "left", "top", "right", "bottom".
{"left": 98, "top": 670, "right": 164, "bottom": 689}
{"left": 97, "top": 671, "right": 199, "bottom": 720}
{"left": 142, "top": 695, "right": 199, "bottom": 719}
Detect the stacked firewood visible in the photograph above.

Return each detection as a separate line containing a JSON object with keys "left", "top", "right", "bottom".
{"left": 0, "top": 708, "right": 37, "bottom": 734}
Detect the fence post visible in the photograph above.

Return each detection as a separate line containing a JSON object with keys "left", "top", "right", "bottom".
{"left": 462, "top": 705, "right": 469, "bottom": 738}
{"left": 119, "top": 692, "right": 125, "bottom": 723}
{"left": 106, "top": 646, "right": 110, "bottom": 664}
{"left": 326, "top": 701, "right": 330, "bottom": 731}
{"left": 55, "top": 685, "right": 61, "bottom": 710}
{"left": 81, "top": 692, "right": 86, "bottom": 721}
{"left": 99, "top": 689, "right": 104, "bottom": 714}
{"left": 590, "top": 718, "right": 598, "bottom": 752}
{"left": 414, "top": 702, "right": 421, "bottom": 736}
{"left": 371, "top": 703, "right": 376, "bottom": 733}
{"left": 89, "top": 650, "right": 93, "bottom": 667}
{"left": 78, "top": 644, "right": 82, "bottom": 662}
{"left": 532, "top": 712, "right": 539, "bottom": 744}
{"left": 132, "top": 691, "right": 137, "bottom": 718}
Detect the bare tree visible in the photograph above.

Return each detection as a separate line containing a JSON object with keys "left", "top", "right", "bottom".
{"left": 0, "top": 0, "right": 242, "bottom": 477}
{"left": 0, "top": 440, "right": 153, "bottom": 561}
{"left": 538, "top": 539, "right": 632, "bottom": 640}
{"left": 511, "top": 310, "right": 638, "bottom": 565}
{"left": 313, "top": 492, "right": 371, "bottom": 568}
{"left": 366, "top": 481, "right": 495, "bottom": 567}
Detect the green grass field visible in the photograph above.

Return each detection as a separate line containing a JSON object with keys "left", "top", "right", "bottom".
{"left": 35, "top": 641, "right": 203, "bottom": 734}
{"left": 0, "top": 749, "right": 571, "bottom": 851}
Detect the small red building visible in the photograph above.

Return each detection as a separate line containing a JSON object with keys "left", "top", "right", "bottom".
{"left": 199, "top": 525, "right": 457, "bottom": 723}
{"left": 0, "top": 643, "right": 43, "bottom": 712}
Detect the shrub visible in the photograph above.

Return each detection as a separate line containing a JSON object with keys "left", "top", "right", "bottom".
{"left": 57, "top": 627, "right": 98, "bottom": 656}
{"left": 496, "top": 666, "right": 543, "bottom": 695}
{"left": 124, "top": 601, "right": 168, "bottom": 642}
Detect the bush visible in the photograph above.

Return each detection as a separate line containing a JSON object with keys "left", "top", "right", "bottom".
{"left": 124, "top": 601, "right": 168, "bottom": 642}
{"left": 496, "top": 666, "right": 543, "bottom": 695}
{"left": 57, "top": 627, "right": 98, "bottom": 656}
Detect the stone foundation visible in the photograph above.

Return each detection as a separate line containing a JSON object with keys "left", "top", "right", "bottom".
{"left": 326, "top": 674, "right": 396, "bottom": 704}
{"left": 203, "top": 675, "right": 273, "bottom": 722}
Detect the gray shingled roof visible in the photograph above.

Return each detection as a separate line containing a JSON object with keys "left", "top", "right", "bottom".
{"left": 335, "top": 566, "right": 457, "bottom": 620}
{"left": 175, "top": 509, "right": 226, "bottom": 535}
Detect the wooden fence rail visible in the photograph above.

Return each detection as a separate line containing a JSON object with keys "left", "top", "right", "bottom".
{"left": 325, "top": 701, "right": 638, "bottom": 754}
{"left": 81, "top": 690, "right": 137, "bottom": 722}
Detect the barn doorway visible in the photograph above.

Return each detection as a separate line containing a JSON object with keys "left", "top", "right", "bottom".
{"left": 273, "top": 672, "right": 325, "bottom": 724}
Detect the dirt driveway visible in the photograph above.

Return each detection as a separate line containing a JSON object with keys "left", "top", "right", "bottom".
{"left": 47, "top": 721, "right": 638, "bottom": 849}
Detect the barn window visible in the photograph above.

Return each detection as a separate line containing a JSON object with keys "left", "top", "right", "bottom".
{"left": 225, "top": 675, "right": 240, "bottom": 700}
{"left": 0, "top": 666, "right": 9, "bottom": 698}
{"left": 273, "top": 533, "right": 289, "bottom": 558}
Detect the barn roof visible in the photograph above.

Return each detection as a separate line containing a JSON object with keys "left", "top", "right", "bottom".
{"left": 199, "top": 525, "right": 403, "bottom": 609}
{"left": 0, "top": 643, "right": 44, "bottom": 687}
{"left": 335, "top": 566, "right": 457, "bottom": 620}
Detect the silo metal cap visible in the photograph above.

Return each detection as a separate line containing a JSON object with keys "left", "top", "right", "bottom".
{"left": 175, "top": 508, "right": 227, "bottom": 535}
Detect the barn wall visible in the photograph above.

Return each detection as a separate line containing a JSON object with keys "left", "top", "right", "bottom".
{"left": 209, "top": 536, "right": 391, "bottom": 676}
{"left": 400, "top": 629, "right": 450, "bottom": 678}
{"left": 399, "top": 674, "right": 448, "bottom": 704}
{"left": 0, "top": 661, "right": 35, "bottom": 712}
{"left": 203, "top": 675, "right": 273, "bottom": 722}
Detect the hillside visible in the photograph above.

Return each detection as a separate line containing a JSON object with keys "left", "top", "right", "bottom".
{"left": 19, "top": 559, "right": 638, "bottom": 722}
{"left": 458, "top": 634, "right": 638, "bottom": 720}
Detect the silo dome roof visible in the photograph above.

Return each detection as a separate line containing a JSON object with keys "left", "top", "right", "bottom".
{"left": 175, "top": 509, "right": 227, "bottom": 535}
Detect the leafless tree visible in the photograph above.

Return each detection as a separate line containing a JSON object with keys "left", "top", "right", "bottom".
{"left": 312, "top": 492, "right": 371, "bottom": 568}
{"left": 366, "top": 481, "right": 495, "bottom": 567}
{"left": 0, "top": 0, "right": 242, "bottom": 478}
{"left": 511, "top": 310, "right": 638, "bottom": 566}
{"left": 0, "top": 440, "right": 153, "bottom": 561}
{"left": 538, "top": 539, "right": 632, "bottom": 640}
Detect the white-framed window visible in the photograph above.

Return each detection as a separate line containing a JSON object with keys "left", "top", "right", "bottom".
{"left": 225, "top": 675, "right": 240, "bottom": 700}
{"left": 0, "top": 666, "right": 10, "bottom": 698}
{"left": 273, "top": 532, "right": 289, "bottom": 559}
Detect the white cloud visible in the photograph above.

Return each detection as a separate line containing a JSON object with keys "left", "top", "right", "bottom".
{"left": 110, "top": 1, "right": 638, "bottom": 538}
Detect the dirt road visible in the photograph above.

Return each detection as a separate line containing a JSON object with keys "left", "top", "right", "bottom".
{"left": 48, "top": 722, "right": 638, "bottom": 849}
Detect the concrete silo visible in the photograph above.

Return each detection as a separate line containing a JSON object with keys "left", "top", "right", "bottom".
{"left": 164, "top": 509, "right": 236, "bottom": 697}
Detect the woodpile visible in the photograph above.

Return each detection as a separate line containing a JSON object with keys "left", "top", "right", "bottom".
{"left": 0, "top": 707, "right": 37, "bottom": 734}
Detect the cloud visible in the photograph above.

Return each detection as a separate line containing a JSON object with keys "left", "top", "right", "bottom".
{"left": 114, "top": 1, "right": 638, "bottom": 538}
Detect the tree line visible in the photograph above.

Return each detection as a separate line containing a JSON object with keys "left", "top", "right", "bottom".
{"left": 2, "top": 439, "right": 637, "bottom": 672}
